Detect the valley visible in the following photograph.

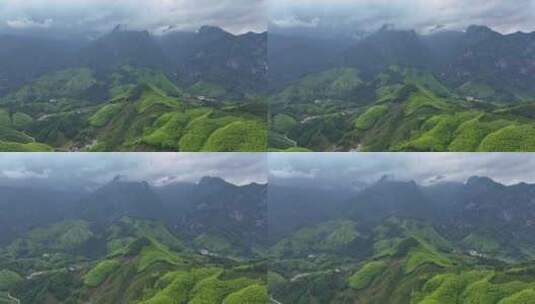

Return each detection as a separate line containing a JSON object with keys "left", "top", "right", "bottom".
{"left": 268, "top": 173, "right": 535, "bottom": 303}
{"left": 0, "top": 26, "right": 267, "bottom": 152}
{"left": 0, "top": 175, "right": 268, "bottom": 303}
{"left": 268, "top": 25, "right": 535, "bottom": 152}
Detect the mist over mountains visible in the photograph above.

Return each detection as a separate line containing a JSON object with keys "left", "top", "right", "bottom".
{"left": 0, "top": 175, "right": 268, "bottom": 303}
{"left": 268, "top": 23, "right": 535, "bottom": 152}
{"left": 0, "top": 23, "right": 268, "bottom": 152}
{"left": 3, "top": 19, "right": 535, "bottom": 152}
{"left": 270, "top": 174, "right": 535, "bottom": 260}
{"left": 269, "top": 174, "right": 535, "bottom": 303}
{"left": 0, "top": 25, "right": 267, "bottom": 98}
{"left": 2, "top": 155, "right": 535, "bottom": 303}
{"left": 269, "top": 24, "right": 535, "bottom": 98}
{"left": 0, "top": 176, "right": 266, "bottom": 253}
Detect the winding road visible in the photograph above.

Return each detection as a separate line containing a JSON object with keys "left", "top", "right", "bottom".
{"left": 7, "top": 293, "right": 20, "bottom": 304}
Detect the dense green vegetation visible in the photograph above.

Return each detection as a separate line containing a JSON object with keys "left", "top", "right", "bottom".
{"left": 271, "top": 68, "right": 363, "bottom": 105}
{"left": 0, "top": 271, "right": 22, "bottom": 291}
{"left": 354, "top": 105, "right": 388, "bottom": 130}
{"left": 0, "top": 218, "right": 267, "bottom": 303}
{"left": 1, "top": 68, "right": 97, "bottom": 104}
{"left": 270, "top": 217, "right": 535, "bottom": 303}
{"left": 189, "top": 81, "right": 228, "bottom": 99}
{"left": 0, "top": 175, "right": 268, "bottom": 303}
{"left": 347, "top": 261, "right": 387, "bottom": 289}
{"left": 268, "top": 173, "right": 535, "bottom": 302}
{"left": 0, "top": 65, "right": 267, "bottom": 152}
{"left": 272, "top": 220, "right": 360, "bottom": 256}
{"left": 269, "top": 65, "right": 535, "bottom": 151}
{"left": 83, "top": 259, "right": 121, "bottom": 288}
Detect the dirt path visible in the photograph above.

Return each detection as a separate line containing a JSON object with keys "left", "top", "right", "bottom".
{"left": 7, "top": 293, "right": 20, "bottom": 304}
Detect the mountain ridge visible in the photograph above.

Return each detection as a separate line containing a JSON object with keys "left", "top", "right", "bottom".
{"left": 270, "top": 175, "right": 535, "bottom": 303}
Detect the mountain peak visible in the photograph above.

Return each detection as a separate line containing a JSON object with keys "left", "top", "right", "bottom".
{"left": 79, "top": 179, "right": 164, "bottom": 223}
{"left": 108, "top": 27, "right": 150, "bottom": 38}
{"left": 100, "top": 179, "right": 151, "bottom": 192}
{"left": 198, "top": 176, "right": 231, "bottom": 187}
{"left": 466, "top": 25, "right": 493, "bottom": 33}
{"left": 465, "top": 25, "right": 499, "bottom": 38}
{"left": 465, "top": 176, "right": 502, "bottom": 189}
{"left": 375, "top": 175, "right": 417, "bottom": 187}
{"left": 198, "top": 25, "right": 226, "bottom": 36}
{"left": 363, "top": 177, "right": 421, "bottom": 200}
{"left": 78, "top": 25, "right": 165, "bottom": 71}
{"left": 374, "top": 24, "right": 417, "bottom": 37}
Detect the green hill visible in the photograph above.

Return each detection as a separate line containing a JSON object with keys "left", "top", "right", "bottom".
{"left": 270, "top": 68, "right": 364, "bottom": 105}
{"left": 271, "top": 220, "right": 361, "bottom": 257}
{"left": 270, "top": 66, "right": 535, "bottom": 151}
{"left": 1, "top": 217, "right": 267, "bottom": 304}
{"left": 270, "top": 218, "right": 535, "bottom": 304}
{"left": 88, "top": 84, "right": 266, "bottom": 151}
{"left": 0, "top": 66, "right": 267, "bottom": 152}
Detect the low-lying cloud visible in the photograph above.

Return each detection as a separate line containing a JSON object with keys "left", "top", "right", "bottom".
{"left": 0, "top": 153, "right": 267, "bottom": 190}
{"left": 270, "top": 0, "right": 535, "bottom": 34}
{"left": 269, "top": 153, "right": 535, "bottom": 189}
{"left": 0, "top": 0, "right": 267, "bottom": 37}
{"left": 6, "top": 17, "right": 53, "bottom": 29}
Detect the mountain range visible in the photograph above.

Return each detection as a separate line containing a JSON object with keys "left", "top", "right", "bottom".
{"left": 268, "top": 176, "right": 535, "bottom": 303}
{"left": 0, "top": 25, "right": 267, "bottom": 152}
{"left": 0, "top": 176, "right": 267, "bottom": 303}
{"left": 1, "top": 25, "right": 266, "bottom": 98}
{"left": 269, "top": 25, "right": 535, "bottom": 152}
{"left": 3, "top": 172, "right": 535, "bottom": 303}
{"left": 3, "top": 23, "right": 535, "bottom": 152}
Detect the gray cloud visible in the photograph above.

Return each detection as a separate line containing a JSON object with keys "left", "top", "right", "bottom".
{"left": 0, "top": 153, "right": 267, "bottom": 190}
{"left": 0, "top": 0, "right": 267, "bottom": 36}
{"left": 269, "top": 153, "right": 535, "bottom": 189}
{"left": 270, "top": 0, "right": 535, "bottom": 34}
{"left": 4, "top": 153, "right": 535, "bottom": 192}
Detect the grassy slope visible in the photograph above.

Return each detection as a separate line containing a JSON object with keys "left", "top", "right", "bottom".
{"left": 0, "top": 108, "right": 51, "bottom": 151}
{"left": 86, "top": 83, "right": 267, "bottom": 152}
{"left": 271, "top": 66, "right": 535, "bottom": 152}
{"left": 3, "top": 219, "right": 267, "bottom": 303}
{"left": 86, "top": 239, "right": 267, "bottom": 304}
{"left": 350, "top": 69, "right": 524, "bottom": 152}
{"left": 273, "top": 236, "right": 535, "bottom": 304}
{"left": 272, "top": 220, "right": 360, "bottom": 257}
{"left": 271, "top": 68, "right": 363, "bottom": 104}
{"left": 0, "top": 66, "right": 267, "bottom": 152}
{"left": 347, "top": 261, "right": 387, "bottom": 289}
{"left": 0, "top": 271, "right": 22, "bottom": 291}
{"left": 0, "top": 68, "right": 97, "bottom": 104}
{"left": 270, "top": 215, "right": 535, "bottom": 304}
{"left": 83, "top": 259, "right": 121, "bottom": 288}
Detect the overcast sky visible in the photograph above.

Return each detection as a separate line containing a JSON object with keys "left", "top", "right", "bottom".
{"left": 0, "top": 153, "right": 267, "bottom": 191}
{"left": 270, "top": 0, "right": 535, "bottom": 35}
{"left": 0, "top": 0, "right": 267, "bottom": 37}
{"left": 269, "top": 153, "right": 535, "bottom": 190}
{"left": 5, "top": 153, "right": 535, "bottom": 192}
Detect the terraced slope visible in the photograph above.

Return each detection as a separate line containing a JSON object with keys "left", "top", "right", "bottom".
{"left": 0, "top": 175, "right": 268, "bottom": 303}
{"left": 1, "top": 219, "right": 267, "bottom": 304}
{"left": 0, "top": 68, "right": 267, "bottom": 151}
{"left": 269, "top": 66, "right": 535, "bottom": 151}
{"left": 269, "top": 218, "right": 535, "bottom": 304}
